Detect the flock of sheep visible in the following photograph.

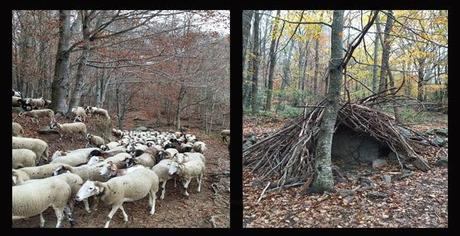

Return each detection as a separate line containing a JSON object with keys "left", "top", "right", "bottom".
{"left": 11, "top": 89, "right": 216, "bottom": 228}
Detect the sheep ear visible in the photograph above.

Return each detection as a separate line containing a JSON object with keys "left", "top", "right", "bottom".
{"left": 110, "top": 163, "right": 117, "bottom": 171}
{"left": 94, "top": 182, "right": 105, "bottom": 193}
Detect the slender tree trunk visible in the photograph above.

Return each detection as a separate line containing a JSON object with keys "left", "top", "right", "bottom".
{"left": 379, "top": 10, "right": 400, "bottom": 123}
{"left": 378, "top": 13, "right": 391, "bottom": 94}
{"left": 242, "top": 10, "right": 254, "bottom": 72}
{"left": 282, "top": 42, "right": 294, "bottom": 89}
{"left": 51, "top": 10, "right": 72, "bottom": 114}
{"left": 309, "top": 10, "right": 344, "bottom": 194}
{"left": 372, "top": 15, "right": 380, "bottom": 93}
{"left": 265, "top": 10, "right": 281, "bottom": 112}
{"left": 417, "top": 58, "right": 426, "bottom": 102}
{"left": 115, "top": 86, "right": 122, "bottom": 129}
{"left": 251, "top": 11, "right": 261, "bottom": 113}
{"left": 175, "top": 85, "right": 186, "bottom": 129}
{"left": 68, "top": 11, "right": 91, "bottom": 113}
{"left": 403, "top": 63, "right": 410, "bottom": 96}
{"left": 300, "top": 39, "right": 310, "bottom": 104}
{"left": 313, "top": 34, "right": 320, "bottom": 95}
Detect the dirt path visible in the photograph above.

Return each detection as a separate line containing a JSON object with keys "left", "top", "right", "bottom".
{"left": 12, "top": 114, "right": 230, "bottom": 228}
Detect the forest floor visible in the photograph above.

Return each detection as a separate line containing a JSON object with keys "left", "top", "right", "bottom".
{"left": 243, "top": 112, "right": 448, "bottom": 228}
{"left": 12, "top": 112, "right": 230, "bottom": 228}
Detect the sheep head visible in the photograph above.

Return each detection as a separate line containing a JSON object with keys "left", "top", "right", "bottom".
{"left": 99, "top": 161, "right": 117, "bottom": 178}
{"left": 53, "top": 165, "right": 71, "bottom": 176}
{"left": 76, "top": 181, "right": 104, "bottom": 201}
{"left": 168, "top": 161, "right": 182, "bottom": 175}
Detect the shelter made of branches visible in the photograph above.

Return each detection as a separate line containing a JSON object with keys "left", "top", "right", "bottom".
{"left": 243, "top": 99, "right": 432, "bottom": 191}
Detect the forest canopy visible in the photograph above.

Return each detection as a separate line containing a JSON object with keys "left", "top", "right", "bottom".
{"left": 243, "top": 10, "right": 447, "bottom": 117}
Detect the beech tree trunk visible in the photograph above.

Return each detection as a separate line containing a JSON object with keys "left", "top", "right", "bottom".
{"left": 251, "top": 11, "right": 261, "bottom": 113}
{"left": 310, "top": 10, "right": 344, "bottom": 193}
{"left": 68, "top": 11, "right": 91, "bottom": 114}
{"left": 265, "top": 10, "right": 281, "bottom": 112}
{"left": 242, "top": 10, "right": 254, "bottom": 72}
{"left": 51, "top": 10, "right": 72, "bottom": 114}
{"left": 372, "top": 14, "right": 380, "bottom": 93}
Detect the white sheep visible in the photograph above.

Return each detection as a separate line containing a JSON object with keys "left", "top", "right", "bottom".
{"left": 52, "top": 163, "right": 109, "bottom": 182}
{"left": 75, "top": 167, "right": 159, "bottom": 228}
{"left": 174, "top": 152, "right": 206, "bottom": 164}
{"left": 23, "top": 97, "right": 49, "bottom": 110}
{"left": 151, "top": 159, "right": 176, "bottom": 199}
{"left": 168, "top": 157, "right": 205, "bottom": 196}
{"left": 130, "top": 147, "right": 158, "bottom": 168}
{"left": 50, "top": 172, "right": 91, "bottom": 213}
{"left": 12, "top": 168, "right": 31, "bottom": 185}
{"left": 50, "top": 121, "right": 87, "bottom": 139}
{"left": 71, "top": 106, "right": 87, "bottom": 122}
{"left": 12, "top": 122, "right": 24, "bottom": 137}
{"left": 18, "top": 109, "right": 54, "bottom": 123}
{"left": 12, "top": 149, "right": 37, "bottom": 169}
{"left": 85, "top": 106, "right": 110, "bottom": 120}
{"left": 12, "top": 89, "right": 22, "bottom": 97}
{"left": 103, "top": 146, "right": 128, "bottom": 156}
{"left": 51, "top": 148, "right": 99, "bottom": 166}
{"left": 86, "top": 133, "right": 105, "bottom": 148}
{"left": 192, "top": 141, "right": 207, "bottom": 153}
{"left": 87, "top": 156, "right": 104, "bottom": 166}
{"left": 12, "top": 136, "right": 49, "bottom": 163}
{"left": 13, "top": 163, "right": 72, "bottom": 181}
{"left": 164, "top": 148, "right": 179, "bottom": 159}
{"left": 12, "top": 177, "right": 72, "bottom": 228}
{"left": 104, "top": 141, "right": 120, "bottom": 150}
{"left": 104, "top": 152, "right": 132, "bottom": 166}
{"left": 99, "top": 162, "right": 145, "bottom": 178}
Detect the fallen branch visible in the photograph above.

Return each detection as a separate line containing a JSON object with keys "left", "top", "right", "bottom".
{"left": 257, "top": 182, "right": 271, "bottom": 203}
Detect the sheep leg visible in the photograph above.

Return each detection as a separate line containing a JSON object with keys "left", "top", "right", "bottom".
{"left": 119, "top": 205, "right": 129, "bottom": 222}
{"left": 92, "top": 196, "right": 99, "bottom": 211}
{"left": 39, "top": 213, "right": 45, "bottom": 228}
{"left": 197, "top": 173, "right": 203, "bottom": 192}
{"left": 174, "top": 177, "right": 177, "bottom": 188}
{"left": 85, "top": 142, "right": 89, "bottom": 148}
{"left": 83, "top": 199, "right": 91, "bottom": 213}
{"left": 64, "top": 205, "right": 75, "bottom": 227}
{"left": 183, "top": 178, "right": 191, "bottom": 196}
{"left": 53, "top": 207, "right": 64, "bottom": 228}
{"left": 149, "top": 192, "right": 156, "bottom": 215}
{"left": 160, "top": 180, "right": 167, "bottom": 200}
{"left": 104, "top": 204, "right": 121, "bottom": 228}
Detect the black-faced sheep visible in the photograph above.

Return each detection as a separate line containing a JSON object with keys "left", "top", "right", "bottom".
{"left": 221, "top": 129, "right": 230, "bottom": 143}
{"left": 12, "top": 96, "right": 25, "bottom": 108}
